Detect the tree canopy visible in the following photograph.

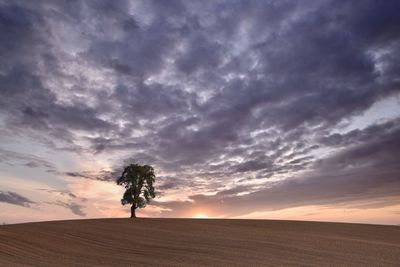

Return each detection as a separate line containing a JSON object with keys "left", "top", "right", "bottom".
{"left": 116, "top": 163, "right": 156, "bottom": 218}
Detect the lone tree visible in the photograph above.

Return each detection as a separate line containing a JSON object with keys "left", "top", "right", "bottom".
{"left": 117, "top": 164, "right": 156, "bottom": 218}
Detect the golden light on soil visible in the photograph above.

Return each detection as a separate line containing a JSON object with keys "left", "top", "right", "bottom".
{"left": 193, "top": 213, "right": 209, "bottom": 219}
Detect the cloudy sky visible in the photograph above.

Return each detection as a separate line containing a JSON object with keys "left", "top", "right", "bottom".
{"left": 1, "top": 0, "right": 399, "bottom": 225}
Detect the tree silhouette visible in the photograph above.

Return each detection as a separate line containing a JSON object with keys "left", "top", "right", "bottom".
{"left": 117, "top": 164, "right": 156, "bottom": 218}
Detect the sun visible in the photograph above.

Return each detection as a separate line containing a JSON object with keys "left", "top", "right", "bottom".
{"left": 193, "top": 213, "right": 209, "bottom": 219}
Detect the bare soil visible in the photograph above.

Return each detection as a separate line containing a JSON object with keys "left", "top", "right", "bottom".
{"left": 0, "top": 218, "right": 399, "bottom": 266}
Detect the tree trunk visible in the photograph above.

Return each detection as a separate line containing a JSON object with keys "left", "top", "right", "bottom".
{"left": 130, "top": 205, "right": 136, "bottom": 218}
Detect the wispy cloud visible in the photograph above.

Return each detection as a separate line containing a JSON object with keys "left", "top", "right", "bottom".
{"left": 0, "top": 191, "right": 35, "bottom": 207}
{"left": 47, "top": 201, "right": 86, "bottom": 217}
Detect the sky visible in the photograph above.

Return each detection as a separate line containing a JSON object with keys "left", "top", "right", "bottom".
{"left": 0, "top": 0, "right": 399, "bottom": 225}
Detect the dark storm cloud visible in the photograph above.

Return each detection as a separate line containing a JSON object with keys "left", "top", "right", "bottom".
{"left": 0, "top": 0, "right": 116, "bottom": 149}
{"left": 318, "top": 118, "right": 400, "bottom": 148}
{"left": 156, "top": 120, "right": 400, "bottom": 216}
{"left": 0, "top": 0, "right": 399, "bottom": 216}
{"left": 0, "top": 191, "right": 34, "bottom": 207}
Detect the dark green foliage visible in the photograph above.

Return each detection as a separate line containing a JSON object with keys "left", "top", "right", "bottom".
{"left": 116, "top": 164, "right": 156, "bottom": 218}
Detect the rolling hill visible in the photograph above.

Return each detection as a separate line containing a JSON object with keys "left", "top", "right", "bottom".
{"left": 0, "top": 218, "right": 399, "bottom": 266}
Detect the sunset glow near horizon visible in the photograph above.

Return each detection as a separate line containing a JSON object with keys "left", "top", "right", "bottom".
{"left": 193, "top": 213, "right": 209, "bottom": 219}
{"left": 1, "top": 1, "right": 400, "bottom": 225}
